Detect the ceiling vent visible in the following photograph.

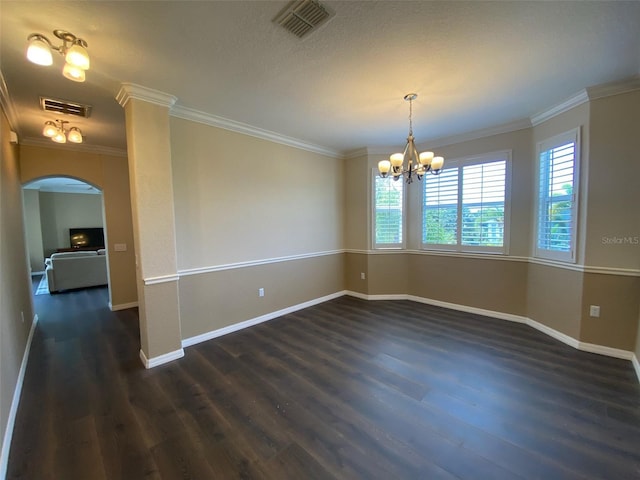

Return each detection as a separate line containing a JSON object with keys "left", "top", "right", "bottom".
{"left": 40, "top": 97, "right": 92, "bottom": 118}
{"left": 274, "top": 0, "right": 334, "bottom": 39}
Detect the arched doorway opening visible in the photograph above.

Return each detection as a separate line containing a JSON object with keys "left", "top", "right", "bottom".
{"left": 22, "top": 175, "right": 110, "bottom": 304}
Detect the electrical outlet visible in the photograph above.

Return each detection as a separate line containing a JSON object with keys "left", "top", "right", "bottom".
{"left": 360, "top": 272, "right": 366, "bottom": 280}
{"left": 589, "top": 305, "right": 600, "bottom": 318}
{"left": 258, "top": 288, "right": 264, "bottom": 297}
{"left": 114, "top": 243, "right": 127, "bottom": 252}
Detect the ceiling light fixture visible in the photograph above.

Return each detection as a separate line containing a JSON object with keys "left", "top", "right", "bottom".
{"left": 378, "top": 94, "right": 444, "bottom": 183}
{"left": 42, "top": 119, "right": 83, "bottom": 144}
{"left": 26, "top": 30, "right": 90, "bottom": 82}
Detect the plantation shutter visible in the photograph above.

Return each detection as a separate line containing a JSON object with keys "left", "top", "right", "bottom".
{"left": 422, "top": 167, "right": 459, "bottom": 245}
{"left": 461, "top": 161, "right": 506, "bottom": 247}
{"left": 374, "top": 175, "right": 404, "bottom": 247}
{"left": 537, "top": 141, "right": 575, "bottom": 254}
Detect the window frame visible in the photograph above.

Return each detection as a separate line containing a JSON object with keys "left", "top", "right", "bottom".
{"left": 534, "top": 128, "right": 580, "bottom": 263}
{"left": 420, "top": 150, "right": 512, "bottom": 255}
{"left": 372, "top": 167, "right": 406, "bottom": 250}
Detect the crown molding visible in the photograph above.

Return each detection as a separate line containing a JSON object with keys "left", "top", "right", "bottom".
{"left": 0, "top": 69, "right": 20, "bottom": 134}
{"left": 343, "top": 147, "right": 394, "bottom": 159}
{"left": 116, "top": 82, "right": 177, "bottom": 109}
{"left": 343, "top": 147, "right": 370, "bottom": 159}
{"left": 365, "top": 146, "right": 398, "bottom": 157}
{"left": 424, "top": 118, "right": 533, "bottom": 149}
{"left": 112, "top": 75, "right": 639, "bottom": 162}
{"left": 530, "top": 76, "right": 640, "bottom": 126}
{"left": 530, "top": 90, "right": 589, "bottom": 126}
{"left": 171, "top": 104, "right": 342, "bottom": 159}
{"left": 345, "top": 118, "right": 533, "bottom": 159}
{"left": 20, "top": 137, "right": 128, "bottom": 157}
{"left": 586, "top": 75, "right": 640, "bottom": 100}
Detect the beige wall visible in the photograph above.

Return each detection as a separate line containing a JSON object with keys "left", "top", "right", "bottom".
{"left": 585, "top": 91, "right": 640, "bottom": 269}
{"left": 170, "top": 117, "right": 345, "bottom": 340}
{"left": 19, "top": 145, "right": 137, "bottom": 309}
{"left": 344, "top": 252, "right": 368, "bottom": 293}
{"left": 37, "top": 191, "right": 103, "bottom": 257}
{"left": 410, "top": 254, "right": 528, "bottom": 316}
{"left": 344, "top": 153, "right": 369, "bottom": 251}
{"left": 171, "top": 118, "right": 344, "bottom": 269}
{"left": 179, "top": 254, "right": 344, "bottom": 340}
{"left": 578, "top": 92, "right": 640, "bottom": 350}
{"left": 526, "top": 263, "right": 583, "bottom": 339}
{"left": 22, "top": 189, "right": 44, "bottom": 272}
{"left": 368, "top": 253, "right": 409, "bottom": 296}
{"left": 0, "top": 109, "right": 34, "bottom": 460}
{"left": 124, "top": 99, "right": 179, "bottom": 281}
{"left": 580, "top": 273, "right": 639, "bottom": 350}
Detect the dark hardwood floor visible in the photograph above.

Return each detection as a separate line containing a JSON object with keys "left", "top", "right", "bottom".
{"left": 8, "top": 283, "right": 640, "bottom": 479}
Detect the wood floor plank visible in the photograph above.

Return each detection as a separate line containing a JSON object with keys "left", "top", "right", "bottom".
{"left": 271, "top": 318, "right": 589, "bottom": 478}
{"left": 263, "top": 443, "right": 338, "bottom": 480}
{"left": 54, "top": 415, "right": 107, "bottom": 480}
{"left": 240, "top": 326, "right": 526, "bottom": 480}
{"left": 233, "top": 347, "right": 456, "bottom": 480}
{"left": 94, "top": 412, "right": 162, "bottom": 480}
{"left": 8, "top": 286, "right": 640, "bottom": 479}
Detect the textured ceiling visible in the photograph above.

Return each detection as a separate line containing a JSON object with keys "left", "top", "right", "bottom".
{"left": 1, "top": 1, "right": 639, "bottom": 156}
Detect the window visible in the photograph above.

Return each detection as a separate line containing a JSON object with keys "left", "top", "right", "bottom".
{"left": 423, "top": 168, "right": 458, "bottom": 245}
{"left": 422, "top": 152, "right": 509, "bottom": 253}
{"left": 536, "top": 129, "right": 579, "bottom": 262}
{"left": 373, "top": 172, "right": 404, "bottom": 248}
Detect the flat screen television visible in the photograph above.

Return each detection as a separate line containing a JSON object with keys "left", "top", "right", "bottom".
{"left": 69, "top": 227, "right": 105, "bottom": 249}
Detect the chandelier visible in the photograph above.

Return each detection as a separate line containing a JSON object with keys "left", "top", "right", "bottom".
{"left": 42, "top": 120, "right": 83, "bottom": 144}
{"left": 26, "top": 30, "right": 90, "bottom": 82}
{"left": 378, "top": 93, "right": 444, "bottom": 183}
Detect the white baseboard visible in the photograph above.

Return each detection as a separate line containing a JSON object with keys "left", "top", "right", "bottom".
{"left": 108, "top": 301, "right": 139, "bottom": 311}
{"left": 407, "top": 294, "right": 529, "bottom": 324}
{"left": 343, "top": 290, "right": 369, "bottom": 300}
{"left": 346, "top": 291, "right": 529, "bottom": 324}
{"left": 525, "top": 316, "right": 581, "bottom": 350}
{"left": 0, "top": 314, "right": 38, "bottom": 479}
{"left": 139, "top": 347, "right": 184, "bottom": 369}
{"left": 182, "top": 291, "right": 347, "bottom": 348}
{"left": 344, "top": 291, "right": 636, "bottom": 367}
{"left": 577, "top": 341, "right": 633, "bottom": 360}
{"left": 631, "top": 354, "right": 640, "bottom": 382}
{"left": 30, "top": 271, "right": 44, "bottom": 277}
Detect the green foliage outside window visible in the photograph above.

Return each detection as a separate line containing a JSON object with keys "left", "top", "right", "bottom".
{"left": 374, "top": 176, "right": 403, "bottom": 246}
{"left": 542, "top": 183, "right": 572, "bottom": 251}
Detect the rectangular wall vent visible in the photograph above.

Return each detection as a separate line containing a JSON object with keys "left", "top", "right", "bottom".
{"left": 40, "top": 97, "right": 92, "bottom": 118}
{"left": 274, "top": 0, "right": 333, "bottom": 39}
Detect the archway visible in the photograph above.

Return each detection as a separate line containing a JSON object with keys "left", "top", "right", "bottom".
{"left": 18, "top": 144, "right": 138, "bottom": 312}
{"left": 22, "top": 175, "right": 110, "bottom": 302}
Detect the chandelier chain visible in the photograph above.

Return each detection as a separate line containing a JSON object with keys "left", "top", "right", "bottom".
{"left": 408, "top": 97, "right": 413, "bottom": 135}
